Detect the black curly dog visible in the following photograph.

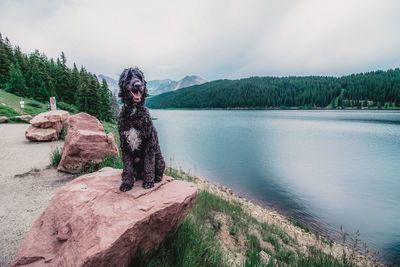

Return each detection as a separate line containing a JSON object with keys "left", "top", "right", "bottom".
{"left": 118, "top": 67, "right": 165, "bottom": 191}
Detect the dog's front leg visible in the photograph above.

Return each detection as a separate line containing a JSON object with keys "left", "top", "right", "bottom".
{"left": 120, "top": 144, "right": 135, "bottom": 192}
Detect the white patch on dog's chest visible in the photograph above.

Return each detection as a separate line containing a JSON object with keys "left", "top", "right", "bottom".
{"left": 125, "top": 128, "right": 141, "bottom": 151}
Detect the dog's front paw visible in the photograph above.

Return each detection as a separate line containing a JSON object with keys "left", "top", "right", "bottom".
{"left": 143, "top": 181, "right": 154, "bottom": 189}
{"left": 120, "top": 182, "right": 133, "bottom": 192}
{"left": 154, "top": 176, "right": 163, "bottom": 183}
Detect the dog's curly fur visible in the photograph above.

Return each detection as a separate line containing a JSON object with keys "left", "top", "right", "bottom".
{"left": 118, "top": 67, "right": 165, "bottom": 191}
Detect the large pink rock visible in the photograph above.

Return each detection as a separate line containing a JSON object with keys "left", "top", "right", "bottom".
{"left": 10, "top": 168, "right": 198, "bottom": 267}
{"left": 58, "top": 113, "right": 119, "bottom": 173}
{"left": 25, "top": 125, "right": 58, "bottom": 141}
{"left": 30, "top": 110, "right": 69, "bottom": 134}
{"left": 67, "top": 112, "right": 104, "bottom": 132}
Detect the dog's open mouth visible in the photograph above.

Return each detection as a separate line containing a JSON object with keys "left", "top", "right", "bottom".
{"left": 131, "top": 91, "right": 141, "bottom": 102}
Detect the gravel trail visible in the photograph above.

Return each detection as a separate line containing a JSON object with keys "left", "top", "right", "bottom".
{"left": 0, "top": 123, "right": 76, "bottom": 266}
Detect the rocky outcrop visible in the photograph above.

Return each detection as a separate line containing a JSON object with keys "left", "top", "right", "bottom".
{"left": 25, "top": 111, "right": 69, "bottom": 141}
{"left": 57, "top": 113, "right": 119, "bottom": 173}
{"left": 25, "top": 125, "right": 58, "bottom": 141}
{"left": 0, "top": 116, "right": 7, "bottom": 123}
{"left": 10, "top": 168, "right": 198, "bottom": 267}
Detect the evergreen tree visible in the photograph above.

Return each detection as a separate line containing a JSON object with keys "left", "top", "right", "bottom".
{"left": 5, "top": 63, "right": 28, "bottom": 96}
{"left": 0, "top": 35, "right": 11, "bottom": 87}
{"left": 110, "top": 92, "right": 120, "bottom": 119}
{"left": 99, "top": 78, "right": 113, "bottom": 121}
{"left": 75, "top": 68, "right": 91, "bottom": 113}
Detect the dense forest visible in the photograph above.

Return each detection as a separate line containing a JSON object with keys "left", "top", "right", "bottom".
{"left": 147, "top": 70, "right": 400, "bottom": 109}
{"left": 0, "top": 33, "right": 118, "bottom": 121}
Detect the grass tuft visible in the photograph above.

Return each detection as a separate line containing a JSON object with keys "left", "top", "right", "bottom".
{"left": 60, "top": 125, "right": 68, "bottom": 140}
{"left": 50, "top": 147, "right": 63, "bottom": 167}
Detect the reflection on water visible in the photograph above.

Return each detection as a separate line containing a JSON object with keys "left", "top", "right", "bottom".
{"left": 151, "top": 110, "right": 400, "bottom": 264}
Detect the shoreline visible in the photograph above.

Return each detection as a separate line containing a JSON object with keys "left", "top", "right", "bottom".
{"left": 148, "top": 107, "right": 400, "bottom": 111}
{"left": 168, "top": 168, "right": 385, "bottom": 266}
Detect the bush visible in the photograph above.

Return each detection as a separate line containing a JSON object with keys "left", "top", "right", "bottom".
{"left": 26, "top": 101, "right": 42, "bottom": 108}
{"left": 0, "top": 105, "right": 20, "bottom": 117}
{"left": 51, "top": 147, "right": 63, "bottom": 166}
{"left": 57, "top": 102, "right": 79, "bottom": 114}
{"left": 8, "top": 117, "right": 28, "bottom": 123}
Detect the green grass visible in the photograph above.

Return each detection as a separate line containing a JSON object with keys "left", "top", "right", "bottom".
{"left": 60, "top": 125, "right": 68, "bottom": 140}
{"left": 50, "top": 147, "right": 63, "bottom": 167}
{"left": 0, "top": 105, "right": 20, "bottom": 117}
{"left": 0, "top": 89, "right": 47, "bottom": 115}
{"left": 289, "top": 219, "right": 311, "bottom": 233}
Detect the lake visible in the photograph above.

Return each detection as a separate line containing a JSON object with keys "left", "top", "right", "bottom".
{"left": 150, "top": 109, "right": 400, "bottom": 264}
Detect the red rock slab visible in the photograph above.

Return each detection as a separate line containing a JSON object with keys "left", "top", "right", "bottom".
{"left": 10, "top": 167, "right": 198, "bottom": 267}
{"left": 25, "top": 125, "right": 58, "bottom": 141}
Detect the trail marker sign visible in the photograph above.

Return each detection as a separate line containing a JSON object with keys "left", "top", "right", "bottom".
{"left": 50, "top": 97, "right": 57, "bottom": 110}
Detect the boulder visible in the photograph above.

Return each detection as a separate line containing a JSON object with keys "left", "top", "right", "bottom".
{"left": 67, "top": 112, "right": 104, "bottom": 132}
{"left": 57, "top": 113, "right": 119, "bottom": 173}
{"left": 15, "top": 114, "right": 34, "bottom": 122}
{"left": 0, "top": 116, "right": 7, "bottom": 123}
{"left": 25, "top": 125, "right": 58, "bottom": 141}
{"left": 30, "top": 110, "right": 69, "bottom": 134}
{"left": 10, "top": 168, "right": 198, "bottom": 267}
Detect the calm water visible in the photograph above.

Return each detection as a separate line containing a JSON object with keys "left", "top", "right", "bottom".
{"left": 150, "top": 110, "right": 400, "bottom": 264}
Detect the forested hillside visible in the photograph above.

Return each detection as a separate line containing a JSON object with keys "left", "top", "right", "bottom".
{"left": 0, "top": 33, "right": 118, "bottom": 121}
{"left": 147, "top": 69, "right": 400, "bottom": 109}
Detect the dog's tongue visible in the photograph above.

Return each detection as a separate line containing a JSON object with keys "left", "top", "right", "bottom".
{"left": 132, "top": 91, "right": 141, "bottom": 100}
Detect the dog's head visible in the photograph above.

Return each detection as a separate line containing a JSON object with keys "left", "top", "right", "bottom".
{"left": 118, "top": 67, "right": 148, "bottom": 106}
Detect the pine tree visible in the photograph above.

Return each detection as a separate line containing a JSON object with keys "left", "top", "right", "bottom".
{"left": 75, "top": 68, "right": 91, "bottom": 113}
{"left": 110, "top": 92, "right": 120, "bottom": 119}
{"left": 0, "top": 36, "right": 11, "bottom": 87}
{"left": 5, "top": 63, "right": 28, "bottom": 96}
{"left": 87, "top": 74, "right": 101, "bottom": 118}
{"left": 99, "top": 78, "right": 113, "bottom": 121}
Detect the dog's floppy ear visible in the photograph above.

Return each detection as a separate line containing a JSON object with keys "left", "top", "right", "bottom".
{"left": 118, "top": 68, "right": 130, "bottom": 102}
{"left": 143, "top": 79, "right": 148, "bottom": 98}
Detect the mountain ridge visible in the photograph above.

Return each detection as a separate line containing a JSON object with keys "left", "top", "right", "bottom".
{"left": 98, "top": 74, "right": 207, "bottom": 96}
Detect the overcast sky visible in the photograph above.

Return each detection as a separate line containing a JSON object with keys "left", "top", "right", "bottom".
{"left": 1, "top": 0, "right": 399, "bottom": 81}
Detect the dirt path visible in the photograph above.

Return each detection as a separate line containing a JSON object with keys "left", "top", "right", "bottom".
{"left": 0, "top": 124, "right": 76, "bottom": 266}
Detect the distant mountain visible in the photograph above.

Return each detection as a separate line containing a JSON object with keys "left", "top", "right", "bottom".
{"left": 98, "top": 74, "right": 207, "bottom": 96}
{"left": 147, "top": 75, "right": 207, "bottom": 96}
{"left": 147, "top": 79, "right": 177, "bottom": 96}
{"left": 98, "top": 74, "right": 119, "bottom": 96}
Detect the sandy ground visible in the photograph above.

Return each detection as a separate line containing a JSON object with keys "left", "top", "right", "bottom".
{"left": 0, "top": 124, "right": 76, "bottom": 266}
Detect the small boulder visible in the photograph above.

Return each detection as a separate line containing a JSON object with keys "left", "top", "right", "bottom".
{"left": 10, "top": 168, "right": 198, "bottom": 267}
{"left": 57, "top": 113, "right": 119, "bottom": 173}
{"left": 30, "top": 110, "right": 69, "bottom": 133}
{"left": 0, "top": 116, "right": 7, "bottom": 123}
{"left": 25, "top": 125, "right": 58, "bottom": 141}
{"left": 15, "top": 114, "right": 34, "bottom": 122}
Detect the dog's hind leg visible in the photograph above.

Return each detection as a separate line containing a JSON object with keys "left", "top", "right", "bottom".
{"left": 154, "top": 147, "right": 165, "bottom": 183}
{"left": 143, "top": 147, "right": 155, "bottom": 189}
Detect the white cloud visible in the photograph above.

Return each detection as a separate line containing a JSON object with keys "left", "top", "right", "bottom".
{"left": 1, "top": 0, "right": 399, "bottom": 81}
